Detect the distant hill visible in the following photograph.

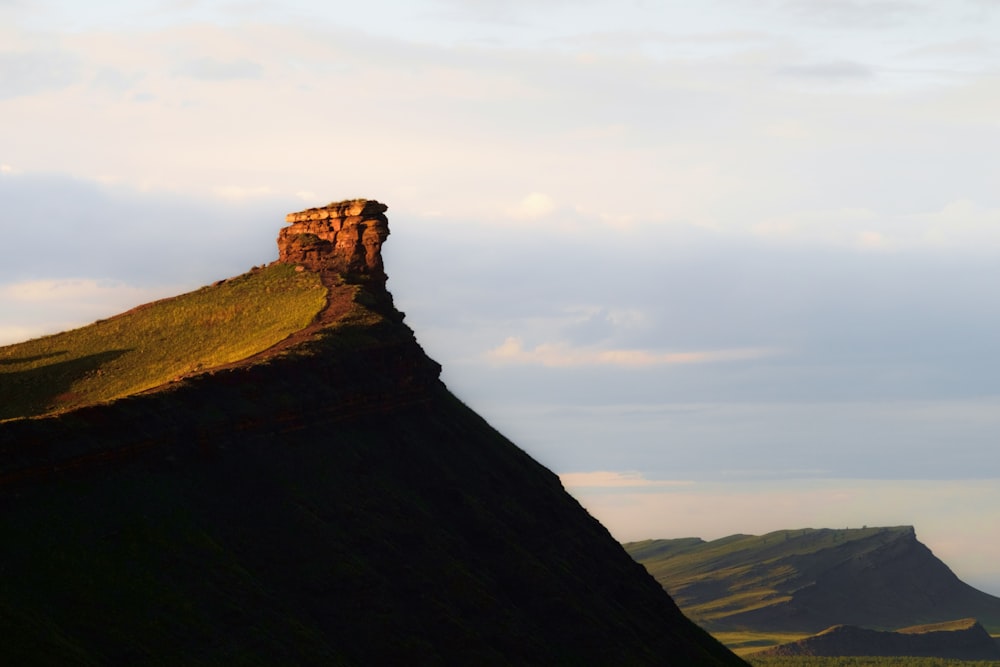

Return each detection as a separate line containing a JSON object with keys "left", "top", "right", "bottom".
{"left": 0, "top": 200, "right": 744, "bottom": 665}
{"left": 624, "top": 526, "right": 1000, "bottom": 634}
{"left": 753, "top": 618, "right": 1000, "bottom": 660}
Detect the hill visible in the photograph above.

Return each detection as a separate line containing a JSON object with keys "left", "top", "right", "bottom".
{"left": 752, "top": 618, "right": 1000, "bottom": 660}
{"left": 0, "top": 200, "right": 744, "bottom": 665}
{"left": 0, "top": 264, "right": 326, "bottom": 421}
{"left": 624, "top": 527, "right": 1000, "bottom": 634}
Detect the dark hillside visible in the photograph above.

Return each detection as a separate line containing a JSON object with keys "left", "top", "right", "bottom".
{"left": 626, "top": 528, "right": 1000, "bottom": 634}
{"left": 0, "top": 200, "right": 743, "bottom": 665}
{"left": 753, "top": 618, "right": 1000, "bottom": 660}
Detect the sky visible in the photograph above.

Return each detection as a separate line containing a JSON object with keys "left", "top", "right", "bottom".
{"left": 2, "top": 0, "right": 1000, "bottom": 594}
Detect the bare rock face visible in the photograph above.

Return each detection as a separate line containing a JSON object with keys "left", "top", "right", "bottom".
{"left": 278, "top": 199, "right": 389, "bottom": 282}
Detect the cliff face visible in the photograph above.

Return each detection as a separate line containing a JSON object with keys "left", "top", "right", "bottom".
{"left": 277, "top": 199, "right": 390, "bottom": 282}
{"left": 0, "top": 200, "right": 744, "bottom": 666}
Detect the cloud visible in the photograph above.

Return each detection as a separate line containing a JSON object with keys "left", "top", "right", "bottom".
{"left": 0, "top": 278, "right": 156, "bottom": 303}
{"left": 486, "top": 337, "right": 776, "bottom": 368}
{"left": 174, "top": 56, "right": 263, "bottom": 81}
{"left": 0, "top": 170, "right": 292, "bottom": 285}
{"left": 213, "top": 185, "right": 275, "bottom": 199}
{"left": 0, "top": 49, "right": 81, "bottom": 100}
{"left": 508, "top": 192, "right": 556, "bottom": 219}
{"left": 782, "top": 0, "right": 925, "bottom": 28}
{"left": 915, "top": 199, "right": 1000, "bottom": 247}
{"left": 778, "top": 60, "right": 874, "bottom": 79}
{"left": 0, "top": 326, "right": 41, "bottom": 346}
{"left": 0, "top": 279, "right": 178, "bottom": 345}
{"left": 560, "top": 470, "right": 694, "bottom": 489}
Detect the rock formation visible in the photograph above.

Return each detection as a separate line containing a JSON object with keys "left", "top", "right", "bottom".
{"left": 277, "top": 199, "right": 389, "bottom": 282}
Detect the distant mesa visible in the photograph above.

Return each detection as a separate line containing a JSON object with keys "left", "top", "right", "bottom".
{"left": 277, "top": 198, "right": 389, "bottom": 282}
{"left": 625, "top": 526, "right": 1000, "bottom": 634}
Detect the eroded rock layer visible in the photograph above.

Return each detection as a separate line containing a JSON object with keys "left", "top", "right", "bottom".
{"left": 277, "top": 199, "right": 389, "bottom": 281}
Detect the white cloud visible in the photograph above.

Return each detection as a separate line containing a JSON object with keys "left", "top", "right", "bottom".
{"left": 213, "top": 185, "right": 276, "bottom": 200}
{"left": 508, "top": 192, "right": 556, "bottom": 219}
{"left": 778, "top": 60, "right": 875, "bottom": 79}
{"left": 0, "top": 325, "right": 42, "bottom": 346}
{"left": 560, "top": 470, "right": 694, "bottom": 489}
{"left": 0, "top": 49, "right": 81, "bottom": 100}
{"left": 0, "top": 279, "right": 179, "bottom": 345}
{"left": 748, "top": 202, "right": 1000, "bottom": 251}
{"left": 0, "top": 278, "right": 155, "bottom": 303}
{"left": 916, "top": 199, "right": 1000, "bottom": 247}
{"left": 486, "top": 336, "right": 776, "bottom": 368}
{"left": 782, "top": 0, "right": 927, "bottom": 29}
{"left": 174, "top": 56, "right": 263, "bottom": 81}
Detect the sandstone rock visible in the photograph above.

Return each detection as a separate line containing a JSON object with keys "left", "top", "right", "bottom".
{"left": 278, "top": 199, "right": 390, "bottom": 282}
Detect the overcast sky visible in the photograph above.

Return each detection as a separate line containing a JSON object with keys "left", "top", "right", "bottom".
{"left": 3, "top": 0, "right": 1000, "bottom": 594}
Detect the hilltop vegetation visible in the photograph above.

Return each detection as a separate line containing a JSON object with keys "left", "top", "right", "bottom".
{"left": 0, "top": 263, "right": 325, "bottom": 421}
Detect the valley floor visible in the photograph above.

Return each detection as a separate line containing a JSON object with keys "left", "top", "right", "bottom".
{"left": 731, "top": 631, "right": 1000, "bottom": 666}
{"left": 748, "top": 658, "right": 1000, "bottom": 667}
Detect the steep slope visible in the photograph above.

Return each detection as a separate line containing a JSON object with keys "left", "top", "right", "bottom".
{"left": 625, "top": 527, "right": 1000, "bottom": 634}
{"left": 753, "top": 618, "right": 1000, "bottom": 660}
{"left": 0, "top": 200, "right": 744, "bottom": 666}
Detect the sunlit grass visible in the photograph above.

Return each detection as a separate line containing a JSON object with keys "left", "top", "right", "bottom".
{"left": 0, "top": 263, "right": 326, "bottom": 421}
{"left": 712, "top": 631, "right": 809, "bottom": 657}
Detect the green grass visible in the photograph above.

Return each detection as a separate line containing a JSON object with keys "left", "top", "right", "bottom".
{"left": 897, "top": 619, "right": 979, "bottom": 634}
{"left": 0, "top": 263, "right": 326, "bottom": 421}
{"left": 713, "top": 631, "right": 810, "bottom": 656}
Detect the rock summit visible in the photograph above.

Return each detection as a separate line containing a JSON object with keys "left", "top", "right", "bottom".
{"left": 278, "top": 199, "right": 389, "bottom": 282}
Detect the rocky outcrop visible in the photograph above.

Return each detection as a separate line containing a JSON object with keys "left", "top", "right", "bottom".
{"left": 754, "top": 618, "right": 1000, "bottom": 660}
{"left": 277, "top": 199, "right": 389, "bottom": 282}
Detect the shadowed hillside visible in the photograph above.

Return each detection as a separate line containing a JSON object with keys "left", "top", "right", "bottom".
{"left": 0, "top": 200, "right": 744, "bottom": 665}
{"left": 752, "top": 618, "right": 1000, "bottom": 660}
{"left": 625, "top": 527, "right": 1000, "bottom": 635}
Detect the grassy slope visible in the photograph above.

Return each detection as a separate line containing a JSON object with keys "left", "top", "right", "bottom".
{"left": 627, "top": 527, "right": 902, "bottom": 624}
{"left": 0, "top": 264, "right": 325, "bottom": 421}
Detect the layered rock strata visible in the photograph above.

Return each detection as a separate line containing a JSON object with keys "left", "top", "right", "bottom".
{"left": 278, "top": 199, "right": 389, "bottom": 282}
